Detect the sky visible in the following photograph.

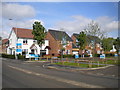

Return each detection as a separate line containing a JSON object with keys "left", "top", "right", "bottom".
{"left": 0, "top": 1, "right": 119, "bottom": 39}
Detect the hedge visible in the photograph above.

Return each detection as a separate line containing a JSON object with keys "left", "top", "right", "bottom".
{"left": 17, "top": 55, "right": 26, "bottom": 60}
{"left": 58, "top": 54, "right": 74, "bottom": 58}
{"left": 2, "top": 54, "right": 15, "bottom": 59}
{"left": 2, "top": 54, "right": 26, "bottom": 60}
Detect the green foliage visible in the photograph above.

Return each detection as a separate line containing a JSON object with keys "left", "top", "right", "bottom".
{"left": 105, "top": 53, "right": 114, "bottom": 57}
{"left": 17, "top": 55, "right": 26, "bottom": 60}
{"left": 77, "top": 31, "right": 87, "bottom": 50}
{"left": 93, "top": 54, "right": 100, "bottom": 57}
{"left": 58, "top": 54, "right": 74, "bottom": 58}
{"left": 2, "top": 54, "right": 15, "bottom": 59}
{"left": 101, "top": 38, "right": 115, "bottom": 51}
{"left": 32, "top": 21, "right": 46, "bottom": 46}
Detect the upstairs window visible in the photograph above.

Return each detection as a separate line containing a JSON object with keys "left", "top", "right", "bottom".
{"left": 23, "top": 39, "right": 28, "bottom": 44}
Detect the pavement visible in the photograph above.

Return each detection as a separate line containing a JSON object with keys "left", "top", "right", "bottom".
{"left": 2, "top": 58, "right": 119, "bottom": 88}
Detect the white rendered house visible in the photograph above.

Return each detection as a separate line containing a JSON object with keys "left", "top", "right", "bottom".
{"left": 7, "top": 27, "right": 49, "bottom": 56}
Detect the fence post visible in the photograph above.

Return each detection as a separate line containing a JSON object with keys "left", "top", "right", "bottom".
{"left": 77, "top": 59, "right": 79, "bottom": 66}
{"left": 105, "top": 60, "right": 107, "bottom": 65}
{"left": 97, "top": 61, "right": 99, "bottom": 67}
{"left": 51, "top": 59, "right": 53, "bottom": 63}
{"left": 47, "top": 57, "right": 48, "bottom": 61}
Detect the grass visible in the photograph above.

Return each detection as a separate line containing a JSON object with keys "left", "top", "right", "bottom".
{"left": 94, "top": 60, "right": 119, "bottom": 65}
{"left": 54, "top": 62, "right": 105, "bottom": 68}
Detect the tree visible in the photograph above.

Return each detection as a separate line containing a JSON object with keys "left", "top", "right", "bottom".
{"left": 32, "top": 21, "right": 46, "bottom": 46}
{"left": 101, "top": 38, "right": 115, "bottom": 52}
{"left": 84, "top": 20, "right": 105, "bottom": 55}
{"left": 77, "top": 31, "right": 87, "bottom": 57}
{"left": 113, "top": 37, "right": 120, "bottom": 54}
{"left": 84, "top": 20, "right": 105, "bottom": 39}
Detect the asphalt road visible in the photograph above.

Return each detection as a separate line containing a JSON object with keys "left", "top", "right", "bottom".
{"left": 2, "top": 58, "right": 119, "bottom": 88}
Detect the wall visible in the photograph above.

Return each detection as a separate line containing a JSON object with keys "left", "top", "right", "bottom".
{"left": 45, "top": 32, "right": 60, "bottom": 56}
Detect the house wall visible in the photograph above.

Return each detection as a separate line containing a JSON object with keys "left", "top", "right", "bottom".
{"left": 7, "top": 30, "right": 49, "bottom": 55}
{"left": 7, "top": 30, "right": 17, "bottom": 55}
{"left": 45, "top": 32, "right": 60, "bottom": 56}
{"left": 46, "top": 32, "right": 73, "bottom": 56}
{"left": 71, "top": 35, "right": 76, "bottom": 45}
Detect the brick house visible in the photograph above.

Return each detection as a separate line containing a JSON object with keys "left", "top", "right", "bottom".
{"left": 71, "top": 33, "right": 79, "bottom": 55}
{"left": 45, "top": 29, "right": 73, "bottom": 56}
{"left": 0, "top": 39, "right": 9, "bottom": 54}
{"left": 71, "top": 33, "right": 103, "bottom": 55}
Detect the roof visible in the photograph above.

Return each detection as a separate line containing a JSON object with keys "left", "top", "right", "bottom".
{"left": 2, "top": 39, "right": 8, "bottom": 44}
{"left": 87, "top": 35, "right": 101, "bottom": 44}
{"left": 12, "top": 27, "right": 34, "bottom": 39}
{"left": 72, "top": 33, "right": 79, "bottom": 38}
{"left": 48, "top": 29, "right": 73, "bottom": 41}
{"left": 72, "top": 33, "right": 101, "bottom": 43}
{"left": 30, "top": 44, "right": 37, "bottom": 49}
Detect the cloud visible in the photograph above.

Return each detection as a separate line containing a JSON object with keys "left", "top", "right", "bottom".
{"left": 8, "top": 19, "right": 44, "bottom": 29}
{"left": 54, "top": 15, "right": 118, "bottom": 36}
{"left": 1, "top": 19, "right": 44, "bottom": 39}
{"left": 2, "top": 3, "right": 36, "bottom": 20}
{"left": 96, "top": 16, "right": 118, "bottom": 32}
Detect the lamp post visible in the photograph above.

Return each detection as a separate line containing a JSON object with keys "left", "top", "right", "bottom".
{"left": 9, "top": 19, "right": 18, "bottom": 59}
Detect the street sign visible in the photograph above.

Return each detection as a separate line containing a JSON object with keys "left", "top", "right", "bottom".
{"left": 16, "top": 43, "right": 22, "bottom": 53}
{"left": 75, "top": 54, "right": 79, "bottom": 59}
{"left": 114, "top": 54, "right": 118, "bottom": 57}
{"left": 100, "top": 54, "right": 105, "bottom": 59}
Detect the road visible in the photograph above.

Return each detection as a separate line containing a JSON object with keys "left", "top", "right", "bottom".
{"left": 2, "top": 58, "right": 119, "bottom": 88}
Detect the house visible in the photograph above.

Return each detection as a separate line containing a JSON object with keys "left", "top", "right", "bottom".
{"left": 71, "top": 33, "right": 79, "bottom": 55}
{"left": 0, "top": 39, "right": 9, "bottom": 54}
{"left": 7, "top": 27, "right": 49, "bottom": 56}
{"left": 45, "top": 29, "right": 73, "bottom": 56}
{"left": 71, "top": 33, "right": 103, "bottom": 55}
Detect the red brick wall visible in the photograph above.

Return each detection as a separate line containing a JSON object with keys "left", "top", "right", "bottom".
{"left": 46, "top": 32, "right": 73, "bottom": 56}
{"left": 45, "top": 32, "right": 60, "bottom": 56}
{"left": 71, "top": 35, "right": 76, "bottom": 45}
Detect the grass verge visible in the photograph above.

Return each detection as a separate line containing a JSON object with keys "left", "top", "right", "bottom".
{"left": 54, "top": 62, "right": 105, "bottom": 68}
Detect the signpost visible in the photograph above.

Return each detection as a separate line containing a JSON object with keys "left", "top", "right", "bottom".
{"left": 75, "top": 54, "right": 79, "bottom": 59}
{"left": 100, "top": 54, "right": 105, "bottom": 59}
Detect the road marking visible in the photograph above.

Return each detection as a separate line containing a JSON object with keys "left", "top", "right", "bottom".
{"left": 8, "top": 65, "right": 104, "bottom": 88}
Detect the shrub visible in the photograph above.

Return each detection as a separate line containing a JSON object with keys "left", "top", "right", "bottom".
{"left": 58, "top": 54, "right": 74, "bottom": 58}
{"left": 17, "top": 55, "right": 25, "bottom": 60}
{"left": 2, "top": 54, "right": 15, "bottom": 59}
{"left": 105, "top": 53, "right": 114, "bottom": 57}
{"left": 93, "top": 54, "right": 100, "bottom": 57}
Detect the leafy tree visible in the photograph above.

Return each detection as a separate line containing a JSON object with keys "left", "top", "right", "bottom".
{"left": 32, "top": 21, "right": 46, "bottom": 46}
{"left": 113, "top": 37, "right": 120, "bottom": 53}
{"left": 77, "top": 31, "right": 87, "bottom": 56}
{"left": 101, "top": 38, "right": 115, "bottom": 51}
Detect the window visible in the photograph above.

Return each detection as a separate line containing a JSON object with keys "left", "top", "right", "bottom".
{"left": 23, "top": 39, "right": 27, "bottom": 44}
{"left": 22, "top": 49, "right": 28, "bottom": 55}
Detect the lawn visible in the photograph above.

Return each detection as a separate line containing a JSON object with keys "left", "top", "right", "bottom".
{"left": 54, "top": 62, "right": 105, "bottom": 68}
{"left": 93, "top": 60, "right": 119, "bottom": 65}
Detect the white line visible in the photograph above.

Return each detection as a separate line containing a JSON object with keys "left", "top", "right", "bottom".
{"left": 8, "top": 65, "right": 104, "bottom": 88}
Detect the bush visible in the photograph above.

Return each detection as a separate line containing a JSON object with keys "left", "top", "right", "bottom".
{"left": 105, "top": 53, "right": 114, "bottom": 57}
{"left": 17, "top": 55, "right": 25, "bottom": 60}
{"left": 93, "top": 54, "right": 100, "bottom": 57}
{"left": 2, "top": 54, "right": 15, "bottom": 59}
{"left": 58, "top": 54, "right": 74, "bottom": 58}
